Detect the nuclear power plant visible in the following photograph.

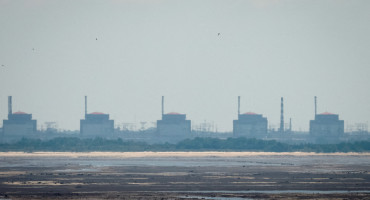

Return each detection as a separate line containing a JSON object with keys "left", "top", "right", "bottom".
{"left": 0, "top": 95, "right": 369, "bottom": 144}
{"left": 2, "top": 96, "right": 37, "bottom": 142}
{"left": 233, "top": 96, "right": 268, "bottom": 138}
{"left": 309, "top": 96, "right": 344, "bottom": 143}
{"left": 157, "top": 96, "right": 191, "bottom": 142}
{"left": 80, "top": 96, "right": 114, "bottom": 137}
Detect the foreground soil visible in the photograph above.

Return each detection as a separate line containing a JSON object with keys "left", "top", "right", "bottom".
{"left": 0, "top": 152, "right": 369, "bottom": 199}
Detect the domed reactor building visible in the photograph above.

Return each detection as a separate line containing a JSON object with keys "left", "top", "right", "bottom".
{"left": 233, "top": 96, "right": 268, "bottom": 139}
{"left": 2, "top": 96, "right": 37, "bottom": 142}
{"left": 156, "top": 96, "right": 191, "bottom": 142}
{"left": 309, "top": 97, "right": 344, "bottom": 143}
{"left": 80, "top": 96, "right": 114, "bottom": 138}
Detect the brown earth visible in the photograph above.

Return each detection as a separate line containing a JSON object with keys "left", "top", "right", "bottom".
{"left": 0, "top": 152, "right": 369, "bottom": 199}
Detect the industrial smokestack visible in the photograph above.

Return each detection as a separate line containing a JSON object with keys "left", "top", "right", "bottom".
{"left": 289, "top": 118, "right": 292, "bottom": 132}
{"left": 8, "top": 96, "right": 12, "bottom": 116}
{"left": 161, "top": 96, "right": 164, "bottom": 116}
{"left": 238, "top": 96, "right": 240, "bottom": 116}
{"left": 85, "top": 96, "right": 87, "bottom": 117}
{"left": 314, "top": 96, "right": 317, "bottom": 117}
{"left": 279, "top": 97, "right": 284, "bottom": 132}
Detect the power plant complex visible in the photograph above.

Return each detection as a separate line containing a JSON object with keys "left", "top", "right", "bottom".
{"left": 2, "top": 96, "right": 37, "bottom": 141}
{"left": 233, "top": 96, "right": 268, "bottom": 138}
{"left": 157, "top": 96, "right": 191, "bottom": 142}
{"left": 80, "top": 96, "right": 115, "bottom": 138}
{"left": 0, "top": 95, "right": 367, "bottom": 144}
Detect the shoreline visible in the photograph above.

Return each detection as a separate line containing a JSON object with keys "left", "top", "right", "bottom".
{"left": 1, "top": 151, "right": 369, "bottom": 199}
{"left": 1, "top": 151, "right": 370, "bottom": 157}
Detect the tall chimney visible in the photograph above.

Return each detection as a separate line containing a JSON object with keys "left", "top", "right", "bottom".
{"left": 85, "top": 96, "right": 87, "bottom": 117}
{"left": 279, "top": 97, "right": 284, "bottom": 132}
{"left": 161, "top": 96, "right": 164, "bottom": 116}
{"left": 238, "top": 96, "right": 240, "bottom": 116}
{"left": 8, "top": 96, "right": 12, "bottom": 117}
{"left": 314, "top": 96, "right": 317, "bottom": 118}
{"left": 289, "top": 118, "right": 292, "bottom": 132}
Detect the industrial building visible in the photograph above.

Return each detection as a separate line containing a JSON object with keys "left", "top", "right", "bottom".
{"left": 156, "top": 96, "right": 191, "bottom": 141}
{"left": 309, "top": 112, "right": 344, "bottom": 143}
{"left": 80, "top": 96, "right": 114, "bottom": 137}
{"left": 2, "top": 96, "right": 37, "bottom": 137}
{"left": 1, "top": 95, "right": 364, "bottom": 144}
{"left": 233, "top": 96, "right": 268, "bottom": 138}
{"left": 309, "top": 97, "right": 344, "bottom": 143}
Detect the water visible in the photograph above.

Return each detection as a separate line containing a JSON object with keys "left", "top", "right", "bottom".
{"left": 2, "top": 153, "right": 370, "bottom": 168}
{"left": 177, "top": 190, "right": 370, "bottom": 200}
{"left": 180, "top": 195, "right": 252, "bottom": 200}
{"left": 173, "top": 190, "right": 370, "bottom": 194}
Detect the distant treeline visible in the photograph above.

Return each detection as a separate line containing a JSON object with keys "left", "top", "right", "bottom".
{"left": 0, "top": 137, "right": 370, "bottom": 152}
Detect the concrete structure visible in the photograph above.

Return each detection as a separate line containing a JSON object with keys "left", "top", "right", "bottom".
{"left": 157, "top": 112, "right": 191, "bottom": 139}
{"left": 156, "top": 96, "right": 191, "bottom": 141}
{"left": 233, "top": 112, "right": 268, "bottom": 138}
{"left": 80, "top": 112, "right": 114, "bottom": 137}
{"left": 2, "top": 96, "right": 37, "bottom": 137}
{"left": 3, "top": 111, "right": 37, "bottom": 136}
{"left": 279, "top": 97, "right": 284, "bottom": 132}
{"left": 309, "top": 112, "right": 344, "bottom": 143}
{"left": 314, "top": 96, "right": 317, "bottom": 116}
{"left": 80, "top": 96, "right": 114, "bottom": 137}
{"left": 233, "top": 96, "right": 268, "bottom": 138}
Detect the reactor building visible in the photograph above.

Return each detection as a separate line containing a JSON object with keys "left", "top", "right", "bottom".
{"left": 2, "top": 96, "right": 37, "bottom": 139}
{"left": 309, "top": 112, "right": 344, "bottom": 143}
{"left": 80, "top": 96, "right": 114, "bottom": 138}
{"left": 233, "top": 96, "right": 268, "bottom": 138}
{"left": 156, "top": 96, "right": 191, "bottom": 141}
{"left": 309, "top": 97, "right": 344, "bottom": 143}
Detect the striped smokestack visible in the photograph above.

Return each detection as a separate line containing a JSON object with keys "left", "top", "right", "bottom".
{"left": 279, "top": 97, "right": 284, "bottom": 133}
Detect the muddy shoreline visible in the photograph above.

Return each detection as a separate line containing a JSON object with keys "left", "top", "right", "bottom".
{"left": 1, "top": 152, "right": 369, "bottom": 199}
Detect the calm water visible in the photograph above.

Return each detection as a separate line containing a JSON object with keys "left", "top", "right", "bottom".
{"left": 1, "top": 154, "right": 370, "bottom": 168}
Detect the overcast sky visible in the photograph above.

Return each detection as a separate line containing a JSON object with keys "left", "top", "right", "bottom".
{"left": 0, "top": 0, "right": 369, "bottom": 132}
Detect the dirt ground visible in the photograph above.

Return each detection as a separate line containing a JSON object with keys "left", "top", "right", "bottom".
{"left": 0, "top": 152, "right": 369, "bottom": 199}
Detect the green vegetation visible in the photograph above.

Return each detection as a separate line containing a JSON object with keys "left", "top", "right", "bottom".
{"left": 0, "top": 137, "right": 369, "bottom": 152}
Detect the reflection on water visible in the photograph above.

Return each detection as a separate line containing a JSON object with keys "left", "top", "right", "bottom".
{"left": 175, "top": 190, "right": 370, "bottom": 194}
{"left": 1, "top": 153, "right": 370, "bottom": 169}
{"left": 180, "top": 195, "right": 251, "bottom": 200}
{"left": 178, "top": 190, "right": 370, "bottom": 200}
{"left": 54, "top": 168, "right": 98, "bottom": 172}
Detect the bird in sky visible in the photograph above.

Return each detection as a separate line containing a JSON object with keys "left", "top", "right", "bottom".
{"left": 96, "top": 38, "right": 98, "bottom": 40}
{"left": 218, "top": 33, "right": 220, "bottom": 36}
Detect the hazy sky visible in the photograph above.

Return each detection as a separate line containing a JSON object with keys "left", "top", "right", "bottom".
{"left": 0, "top": 0, "right": 369, "bottom": 132}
